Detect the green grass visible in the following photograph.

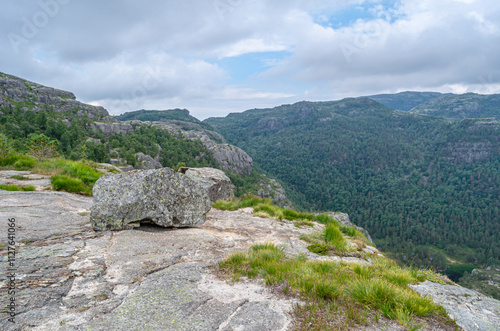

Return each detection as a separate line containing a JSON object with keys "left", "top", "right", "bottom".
{"left": 213, "top": 196, "right": 361, "bottom": 231}
{"left": 219, "top": 243, "right": 455, "bottom": 330}
{"left": 9, "top": 175, "right": 30, "bottom": 180}
{"left": 1, "top": 156, "right": 103, "bottom": 196}
{"left": 0, "top": 184, "right": 36, "bottom": 191}
{"left": 33, "top": 158, "right": 103, "bottom": 196}
{"left": 50, "top": 175, "right": 90, "bottom": 195}
{"left": 314, "top": 213, "right": 370, "bottom": 244}
{"left": 0, "top": 154, "right": 38, "bottom": 170}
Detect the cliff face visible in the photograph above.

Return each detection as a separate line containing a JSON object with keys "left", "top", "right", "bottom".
{"left": 0, "top": 72, "right": 115, "bottom": 122}
{"left": 94, "top": 119, "right": 254, "bottom": 175}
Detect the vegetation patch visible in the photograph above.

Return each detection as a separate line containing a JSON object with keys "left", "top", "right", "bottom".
{"left": 9, "top": 175, "right": 30, "bottom": 180}
{"left": 219, "top": 243, "right": 456, "bottom": 330}
{"left": 213, "top": 196, "right": 370, "bottom": 235}
{"left": 0, "top": 184, "right": 36, "bottom": 191}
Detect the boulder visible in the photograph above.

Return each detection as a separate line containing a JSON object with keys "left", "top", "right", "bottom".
{"left": 90, "top": 167, "right": 211, "bottom": 231}
{"left": 180, "top": 167, "right": 234, "bottom": 202}
{"left": 135, "top": 152, "right": 163, "bottom": 169}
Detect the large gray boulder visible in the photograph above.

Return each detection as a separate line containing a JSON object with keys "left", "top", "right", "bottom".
{"left": 181, "top": 167, "right": 234, "bottom": 202}
{"left": 90, "top": 167, "right": 211, "bottom": 231}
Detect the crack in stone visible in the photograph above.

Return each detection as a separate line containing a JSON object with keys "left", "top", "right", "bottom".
{"left": 217, "top": 300, "right": 249, "bottom": 331}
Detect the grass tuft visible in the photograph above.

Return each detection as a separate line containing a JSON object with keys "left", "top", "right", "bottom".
{"left": 0, "top": 184, "right": 36, "bottom": 191}
{"left": 219, "top": 242, "right": 451, "bottom": 330}
{"left": 51, "top": 175, "right": 90, "bottom": 195}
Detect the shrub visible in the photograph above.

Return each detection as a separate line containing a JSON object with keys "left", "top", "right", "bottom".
{"left": 14, "top": 156, "right": 37, "bottom": 170}
{"left": 0, "top": 154, "right": 20, "bottom": 166}
{"left": 0, "top": 133, "right": 11, "bottom": 159}
{"left": 51, "top": 175, "right": 91, "bottom": 195}
{"left": 25, "top": 133, "right": 58, "bottom": 162}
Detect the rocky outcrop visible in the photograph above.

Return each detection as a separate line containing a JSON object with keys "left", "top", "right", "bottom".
{"left": 410, "top": 281, "right": 500, "bottom": 331}
{"left": 181, "top": 167, "right": 234, "bottom": 202}
{"left": 0, "top": 191, "right": 315, "bottom": 331}
{"left": 91, "top": 121, "right": 135, "bottom": 135}
{"left": 90, "top": 168, "right": 211, "bottom": 230}
{"left": 94, "top": 119, "right": 254, "bottom": 174}
{"left": 209, "top": 144, "right": 253, "bottom": 175}
{"left": 256, "top": 175, "right": 292, "bottom": 207}
{"left": 134, "top": 152, "right": 162, "bottom": 169}
{"left": 0, "top": 72, "right": 114, "bottom": 122}
{"left": 151, "top": 121, "right": 253, "bottom": 175}
{"left": 3, "top": 188, "right": 500, "bottom": 330}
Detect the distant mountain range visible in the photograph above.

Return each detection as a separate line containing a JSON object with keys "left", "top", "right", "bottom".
{"left": 367, "top": 91, "right": 500, "bottom": 119}
{"left": 366, "top": 91, "right": 452, "bottom": 111}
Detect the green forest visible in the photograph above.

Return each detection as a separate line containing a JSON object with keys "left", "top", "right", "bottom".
{"left": 0, "top": 104, "right": 216, "bottom": 170}
{"left": 206, "top": 98, "right": 500, "bottom": 280}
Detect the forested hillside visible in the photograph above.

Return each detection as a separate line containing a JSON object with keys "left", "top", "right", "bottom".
{"left": 0, "top": 72, "right": 217, "bottom": 170}
{"left": 205, "top": 98, "right": 500, "bottom": 280}
{"left": 410, "top": 93, "right": 500, "bottom": 119}
{"left": 367, "top": 91, "right": 451, "bottom": 111}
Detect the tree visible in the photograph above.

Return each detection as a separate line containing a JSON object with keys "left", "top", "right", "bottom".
{"left": 25, "top": 133, "right": 58, "bottom": 162}
{"left": 0, "top": 133, "right": 11, "bottom": 159}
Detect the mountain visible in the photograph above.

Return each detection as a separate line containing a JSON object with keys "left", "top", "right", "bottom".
{"left": 410, "top": 92, "right": 500, "bottom": 119}
{"left": 205, "top": 98, "right": 500, "bottom": 282}
{"left": 115, "top": 108, "right": 213, "bottom": 130}
{"left": 367, "top": 91, "right": 451, "bottom": 111}
{"left": 0, "top": 72, "right": 114, "bottom": 122}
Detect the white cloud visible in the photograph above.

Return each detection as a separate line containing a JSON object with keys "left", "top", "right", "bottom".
{"left": 1, "top": 0, "right": 499, "bottom": 118}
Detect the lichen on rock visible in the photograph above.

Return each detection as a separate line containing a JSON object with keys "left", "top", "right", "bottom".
{"left": 90, "top": 167, "right": 211, "bottom": 230}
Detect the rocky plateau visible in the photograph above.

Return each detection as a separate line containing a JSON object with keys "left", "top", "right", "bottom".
{"left": 1, "top": 170, "right": 500, "bottom": 330}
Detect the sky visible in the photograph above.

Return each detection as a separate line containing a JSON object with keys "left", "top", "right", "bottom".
{"left": 1, "top": 0, "right": 500, "bottom": 119}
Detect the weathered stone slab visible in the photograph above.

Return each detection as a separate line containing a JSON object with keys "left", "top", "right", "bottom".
{"left": 90, "top": 167, "right": 211, "bottom": 231}
{"left": 410, "top": 280, "right": 500, "bottom": 331}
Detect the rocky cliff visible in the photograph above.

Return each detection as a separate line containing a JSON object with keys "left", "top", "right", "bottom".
{"left": 94, "top": 118, "right": 254, "bottom": 175}
{"left": 0, "top": 72, "right": 115, "bottom": 122}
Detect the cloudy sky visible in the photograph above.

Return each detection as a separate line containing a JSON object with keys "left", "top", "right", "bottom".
{"left": 1, "top": 0, "right": 500, "bottom": 119}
